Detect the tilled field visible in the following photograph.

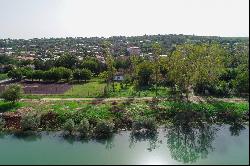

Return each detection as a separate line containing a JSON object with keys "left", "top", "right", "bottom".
{"left": 0, "top": 81, "right": 72, "bottom": 94}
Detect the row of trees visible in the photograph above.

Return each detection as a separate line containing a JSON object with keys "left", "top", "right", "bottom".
{"left": 7, "top": 67, "right": 92, "bottom": 82}
{"left": 33, "top": 55, "right": 103, "bottom": 75}
{"left": 110, "top": 42, "right": 249, "bottom": 99}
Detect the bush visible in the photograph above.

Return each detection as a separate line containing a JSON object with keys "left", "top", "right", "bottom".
{"left": 20, "top": 113, "right": 40, "bottom": 131}
{"left": 0, "top": 118, "right": 5, "bottom": 131}
{"left": 132, "top": 118, "right": 157, "bottom": 132}
{"left": 95, "top": 120, "right": 114, "bottom": 138}
{"left": 40, "top": 112, "right": 60, "bottom": 129}
{"left": 78, "top": 118, "right": 90, "bottom": 137}
{"left": 1, "top": 84, "right": 23, "bottom": 103}
{"left": 63, "top": 119, "right": 75, "bottom": 135}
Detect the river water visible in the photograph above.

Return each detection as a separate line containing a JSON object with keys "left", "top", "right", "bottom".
{"left": 0, "top": 124, "right": 248, "bottom": 165}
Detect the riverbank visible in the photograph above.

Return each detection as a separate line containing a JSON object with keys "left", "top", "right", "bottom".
{"left": 0, "top": 97, "right": 249, "bottom": 138}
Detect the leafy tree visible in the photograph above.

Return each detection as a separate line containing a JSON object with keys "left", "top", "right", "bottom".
{"left": 57, "top": 67, "right": 72, "bottom": 81}
{"left": 152, "top": 42, "right": 162, "bottom": 96}
{"left": 102, "top": 41, "right": 116, "bottom": 92}
{"left": 81, "top": 60, "right": 99, "bottom": 75}
{"left": 167, "top": 43, "right": 225, "bottom": 100}
{"left": 0, "top": 55, "right": 17, "bottom": 65}
{"left": 129, "top": 55, "right": 142, "bottom": 84}
{"left": 43, "top": 68, "right": 60, "bottom": 82}
{"left": 1, "top": 84, "right": 23, "bottom": 103}
{"left": 114, "top": 58, "right": 130, "bottom": 70}
{"left": 7, "top": 69, "right": 23, "bottom": 81}
{"left": 32, "top": 70, "right": 44, "bottom": 81}
{"left": 99, "top": 71, "right": 109, "bottom": 82}
{"left": 2, "top": 64, "right": 15, "bottom": 74}
{"left": 73, "top": 68, "right": 92, "bottom": 82}
{"left": 44, "top": 59, "right": 56, "bottom": 70}
{"left": 136, "top": 61, "right": 154, "bottom": 87}
{"left": 55, "top": 54, "right": 79, "bottom": 69}
{"left": 34, "top": 59, "right": 45, "bottom": 70}
{"left": 232, "top": 64, "right": 249, "bottom": 94}
{"left": 20, "top": 66, "right": 33, "bottom": 77}
{"left": 18, "top": 59, "right": 32, "bottom": 67}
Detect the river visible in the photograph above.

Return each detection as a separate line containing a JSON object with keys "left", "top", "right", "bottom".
{"left": 0, "top": 124, "right": 248, "bottom": 165}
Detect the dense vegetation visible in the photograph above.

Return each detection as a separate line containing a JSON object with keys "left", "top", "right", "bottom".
{"left": 0, "top": 99, "right": 248, "bottom": 137}
{"left": 1, "top": 35, "right": 248, "bottom": 99}
{"left": 0, "top": 34, "right": 248, "bottom": 137}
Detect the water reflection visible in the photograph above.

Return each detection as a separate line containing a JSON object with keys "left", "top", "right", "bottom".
{"left": 12, "top": 131, "right": 42, "bottom": 142}
{"left": 166, "top": 122, "right": 218, "bottom": 164}
{"left": 229, "top": 123, "right": 246, "bottom": 136}
{"left": 0, "top": 122, "right": 248, "bottom": 164}
{"left": 129, "top": 130, "right": 162, "bottom": 152}
{"left": 95, "top": 136, "right": 115, "bottom": 150}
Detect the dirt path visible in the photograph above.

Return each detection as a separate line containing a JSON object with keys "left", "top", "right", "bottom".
{"left": 20, "top": 97, "right": 154, "bottom": 102}
{"left": 19, "top": 96, "right": 248, "bottom": 103}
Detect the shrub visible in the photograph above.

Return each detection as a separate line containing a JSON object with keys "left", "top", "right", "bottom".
{"left": 95, "top": 120, "right": 114, "bottom": 138}
{"left": 63, "top": 119, "right": 75, "bottom": 135}
{"left": 132, "top": 118, "right": 157, "bottom": 132}
{"left": 40, "top": 112, "right": 60, "bottom": 129}
{"left": 0, "top": 118, "right": 5, "bottom": 131}
{"left": 20, "top": 113, "right": 40, "bottom": 131}
{"left": 78, "top": 118, "right": 90, "bottom": 137}
{"left": 1, "top": 84, "right": 23, "bottom": 103}
{"left": 143, "top": 118, "right": 157, "bottom": 131}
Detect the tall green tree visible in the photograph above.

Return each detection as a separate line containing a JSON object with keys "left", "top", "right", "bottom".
{"left": 136, "top": 61, "right": 154, "bottom": 87}
{"left": 101, "top": 41, "right": 116, "bottom": 92}
{"left": 168, "top": 43, "right": 225, "bottom": 100}
{"left": 152, "top": 42, "right": 162, "bottom": 96}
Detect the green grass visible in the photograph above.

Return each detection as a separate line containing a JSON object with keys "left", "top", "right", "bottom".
{"left": 107, "top": 83, "right": 171, "bottom": 97}
{"left": 158, "top": 101, "right": 249, "bottom": 114}
{"left": 22, "top": 81, "right": 170, "bottom": 99}
{"left": 0, "top": 74, "right": 8, "bottom": 81}
{"left": 64, "top": 80, "right": 106, "bottom": 97}
{"left": 0, "top": 101, "right": 25, "bottom": 113}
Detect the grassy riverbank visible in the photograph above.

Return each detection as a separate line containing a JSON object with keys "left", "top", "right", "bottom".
{"left": 1, "top": 98, "right": 249, "bottom": 138}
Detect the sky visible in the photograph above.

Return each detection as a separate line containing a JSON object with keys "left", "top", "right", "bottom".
{"left": 0, "top": 0, "right": 249, "bottom": 39}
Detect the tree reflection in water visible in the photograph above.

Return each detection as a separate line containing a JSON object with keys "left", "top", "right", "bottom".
{"left": 229, "top": 123, "right": 246, "bottom": 136}
{"left": 95, "top": 135, "right": 115, "bottom": 150}
{"left": 129, "top": 130, "right": 162, "bottom": 152}
{"left": 12, "top": 131, "right": 42, "bottom": 142}
{"left": 160, "top": 107, "right": 219, "bottom": 164}
{"left": 166, "top": 121, "right": 218, "bottom": 164}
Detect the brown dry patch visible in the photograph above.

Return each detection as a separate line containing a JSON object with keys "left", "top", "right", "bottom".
{"left": 2, "top": 112, "right": 21, "bottom": 129}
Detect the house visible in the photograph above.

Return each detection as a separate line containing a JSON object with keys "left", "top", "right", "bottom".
{"left": 113, "top": 72, "right": 124, "bottom": 81}
{"left": 127, "top": 46, "right": 141, "bottom": 56}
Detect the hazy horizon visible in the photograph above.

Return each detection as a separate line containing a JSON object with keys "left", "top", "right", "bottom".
{"left": 0, "top": 0, "right": 249, "bottom": 39}
{"left": 0, "top": 33, "right": 249, "bottom": 40}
